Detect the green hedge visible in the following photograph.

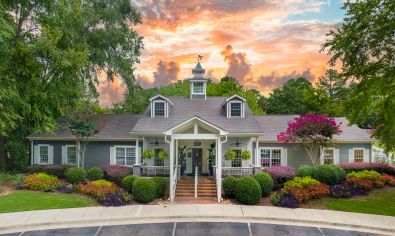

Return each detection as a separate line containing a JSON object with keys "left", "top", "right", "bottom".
{"left": 86, "top": 167, "right": 103, "bottom": 181}
{"left": 152, "top": 176, "right": 167, "bottom": 198}
{"left": 234, "top": 176, "right": 262, "bottom": 205}
{"left": 64, "top": 167, "right": 86, "bottom": 184}
{"left": 297, "top": 164, "right": 346, "bottom": 185}
{"left": 223, "top": 176, "right": 237, "bottom": 198}
{"left": 132, "top": 178, "right": 156, "bottom": 203}
{"left": 121, "top": 175, "right": 137, "bottom": 193}
{"left": 253, "top": 172, "right": 274, "bottom": 197}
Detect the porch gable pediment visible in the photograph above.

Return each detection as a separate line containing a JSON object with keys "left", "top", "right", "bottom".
{"left": 163, "top": 116, "right": 227, "bottom": 136}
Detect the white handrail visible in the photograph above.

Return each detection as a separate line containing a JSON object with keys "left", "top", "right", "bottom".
{"left": 194, "top": 165, "right": 198, "bottom": 198}
{"left": 172, "top": 165, "right": 178, "bottom": 200}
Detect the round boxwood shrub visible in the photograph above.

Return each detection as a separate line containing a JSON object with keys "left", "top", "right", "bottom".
{"left": 121, "top": 175, "right": 137, "bottom": 193}
{"left": 152, "top": 176, "right": 167, "bottom": 198}
{"left": 223, "top": 176, "right": 237, "bottom": 198}
{"left": 64, "top": 167, "right": 86, "bottom": 184}
{"left": 234, "top": 176, "right": 262, "bottom": 205}
{"left": 133, "top": 178, "right": 156, "bottom": 203}
{"left": 297, "top": 165, "right": 315, "bottom": 177}
{"left": 86, "top": 167, "right": 104, "bottom": 181}
{"left": 253, "top": 172, "right": 274, "bottom": 197}
{"left": 313, "top": 165, "right": 346, "bottom": 185}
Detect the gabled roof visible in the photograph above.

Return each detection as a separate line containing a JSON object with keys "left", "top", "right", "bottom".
{"left": 255, "top": 115, "right": 373, "bottom": 142}
{"left": 149, "top": 94, "right": 174, "bottom": 106}
{"left": 164, "top": 115, "right": 227, "bottom": 135}
{"left": 27, "top": 114, "right": 141, "bottom": 140}
{"left": 131, "top": 96, "right": 263, "bottom": 135}
{"left": 222, "top": 94, "right": 246, "bottom": 105}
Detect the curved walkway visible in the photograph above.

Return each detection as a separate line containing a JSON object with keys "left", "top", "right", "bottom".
{"left": 0, "top": 204, "right": 394, "bottom": 235}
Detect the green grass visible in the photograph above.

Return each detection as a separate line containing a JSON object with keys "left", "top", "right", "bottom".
{"left": 305, "top": 187, "right": 395, "bottom": 216}
{"left": 0, "top": 191, "right": 98, "bottom": 213}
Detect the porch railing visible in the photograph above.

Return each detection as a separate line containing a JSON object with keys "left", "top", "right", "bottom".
{"left": 222, "top": 166, "right": 254, "bottom": 177}
{"left": 171, "top": 165, "right": 178, "bottom": 201}
{"left": 141, "top": 165, "right": 170, "bottom": 177}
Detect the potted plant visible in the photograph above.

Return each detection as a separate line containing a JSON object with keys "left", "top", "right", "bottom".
{"left": 208, "top": 143, "right": 216, "bottom": 176}
{"left": 241, "top": 150, "right": 251, "bottom": 160}
{"left": 158, "top": 150, "right": 168, "bottom": 160}
{"left": 225, "top": 150, "right": 237, "bottom": 161}
{"left": 142, "top": 149, "right": 153, "bottom": 159}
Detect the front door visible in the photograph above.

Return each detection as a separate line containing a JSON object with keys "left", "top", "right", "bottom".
{"left": 192, "top": 148, "right": 202, "bottom": 175}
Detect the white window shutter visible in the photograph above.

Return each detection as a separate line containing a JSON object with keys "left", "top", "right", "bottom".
{"left": 334, "top": 149, "right": 340, "bottom": 164}
{"left": 110, "top": 147, "right": 116, "bottom": 165}
{"left": 34, "top": 145, "right": 39, "bottom": 164}
{"left": 61, "top": 146, "right": 67, "bottom": 164}
{"left": 363, "top": 149, "right": 370, "bottom": 163}
{"left": 320, "top": 148, "right": 324, "bottom": 165}
{"left": 281, "top": 148, "right": 287, "bottom": 166}
{"left": 48, "top": 146, "right": 54, "bottom": 164}
{"left": 349, "top": 149, "right": 354, "bottom": 163}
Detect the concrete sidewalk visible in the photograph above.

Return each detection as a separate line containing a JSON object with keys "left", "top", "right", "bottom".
{"left": 0, "top": 204, "right": 394, "bottom": 235}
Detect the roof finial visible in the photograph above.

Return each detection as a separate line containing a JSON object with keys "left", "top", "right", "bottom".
{"left": 192, "top": 55, "right": 205, "bottom": 75}
{"left": 197, "top": 54, "right": 203, "bottom": 63}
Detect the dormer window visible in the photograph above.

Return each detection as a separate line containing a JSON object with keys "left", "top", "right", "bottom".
{"left": 230, "top": 101, "right": 242, "bottom": 117}
{"left": 154, "top": 101, "right": 165, "bottom": 117}
{"left": 193, "top": 82, "right": 204, "bottom": 94}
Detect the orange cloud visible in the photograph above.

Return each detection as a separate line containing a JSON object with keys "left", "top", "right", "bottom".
{"left": 98, "top": 76, "right": 125, "bottom": 107}
{"left": 220, "top": 45, "right": 252, "bottom": 84}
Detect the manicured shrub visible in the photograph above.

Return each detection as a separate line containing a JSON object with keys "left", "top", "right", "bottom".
{"left": 121, "top": 175, "right": 137, "bottom": 193}
{"left": 381, "top": 174, "right": 395, "bottom": 186}
{"left": 339, "top": 162, "right": 395, "bottom": 176}
{"left": 223, "top": 176, "right": 237, "bottom": 198}
{"left": 234, "top": 176, "right": 262, "bottom": 205}
{"left": 264, "top": 166, "right": 295, "bottom": 190}
{"left": 64, "top": 167, "right": 86, "bottom": 184}
{"left": 253, "top": 172, "right": 274, "bottom": 196}
{"left": 97, "top": 189, "right": 131, "bottom": 207}
{"left": 345, "top": 178, "right": 374, "bottom": 194}
{"left": 297, "top": 165, "right": 315, "bottom": 177}
{"left": 330, "top": 184, "right": 351, "bottom": 198}
{"left": 152, "top": 176, "right": 167, "bottom": 198}
{"left": 271, "top": 192, "right": 298, "bottom": 208}
{"left": 283, "top": 177, "right": 330, "bottom": 203}
{"left": 102, "top": 165, "right": 132, "bottom": 185}
{"left": 346, "top": 170, "right": 384, "bottom": 189}
{"left": 347, "top": 170, "right": 382, "bottom": 181}
{"left": 22, "top": 173, "right": 60, "bottom": 192}
{"left": 313, "top": 165, "right": 346, "bottom": 185}
{"left": 86, "top": 167, "right": 104, "bottom": 181}
{"left": 27, "top": 165, "right": 72, "bottom": 178}
{"left": 133, "top": 178, "right": 156, "bottom": 203}
{"left": 76, "top": 179, "right": 117, "bottom": 198}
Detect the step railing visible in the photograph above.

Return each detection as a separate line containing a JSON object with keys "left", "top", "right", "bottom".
{"left": 171, "top": 164, "right": 178, "bottom": 201}
{"left": 194, "top": 165, "right": 198, "bottom": 198}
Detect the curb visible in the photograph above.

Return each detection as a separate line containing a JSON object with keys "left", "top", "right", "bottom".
{"left": 1, "top": 215, "right": 394, "bottom": 235}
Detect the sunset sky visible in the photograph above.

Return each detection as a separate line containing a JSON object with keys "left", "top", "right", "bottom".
{"left": 98, "top": 0, "right": 346, "bottom": 106}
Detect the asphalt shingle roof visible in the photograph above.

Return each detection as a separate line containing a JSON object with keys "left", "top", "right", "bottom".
{"left": 131, "top": 96, "right": 263, "bottom": 134}
{"left": 255, "top": 115, "right": 372, "bottom": 142}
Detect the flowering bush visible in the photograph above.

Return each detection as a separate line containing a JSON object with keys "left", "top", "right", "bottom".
{"left": 26, "top": 165, "right": 72, "bottom": 178}
{"left": 102, "top": 165, "right": 132, "bottom": 184}
{"left": 345, "top": 178, "right": 375, "bottom": 192}
{"left": 277, "top": 114, "right": 342, "bottom": 166}
{"left": 97, "top": 189, "right": 131, "bottom": 206}
{"left": 22, "top": 173, "right": 60, "bottom": 192}
{"left": 271, "top": 192, "right": 298, "bottom": 208}
{"left": 339, "top": 162, "right": 395, "bottom": 176}
{"left": 346, "top": 170, "right": 384, "bottom": 188}
{"left": 381, "top": 174, "right": 395, "bottom": 186}
{"left": 283, "top": 177, "right": 330, "bottom": 203}
{"left": 77, "top": 180, "right": 117, "bottom": 198}
{"left": 264, "top": 166, "right": 295, "bottom": 190}
{"left": 330, "top": 184, "right": 351, "bottom": 198}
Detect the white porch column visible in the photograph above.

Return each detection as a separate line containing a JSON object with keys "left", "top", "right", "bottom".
{"left": 170, "top": 138, "right": 175, "bottom": 201}
{"left": 216, "top": 137, "right": 222, "bottom": 202}
{"left": 136, "top": 138, "right": 140, "bottom": 165}
{"left": 255, "top": 137, "right": 261, "bottom": 167}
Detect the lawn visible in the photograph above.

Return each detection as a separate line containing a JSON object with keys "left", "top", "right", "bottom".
{"left": 0, "top": 191, "right": 98, "bottom": 213}
{"left": 304, "top": 187, "right": 395, "bottom": 216}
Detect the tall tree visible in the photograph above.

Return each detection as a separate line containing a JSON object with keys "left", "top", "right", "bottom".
{"left": 266, "top": 77, "right": 313, "bottom": 114}
{"left": 322, "top": 0, "right": 395, "bottom": 152}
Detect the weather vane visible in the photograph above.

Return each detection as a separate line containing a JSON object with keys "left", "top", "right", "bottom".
{"left": 197, "top": 55, "right": 203, "bottom": 62}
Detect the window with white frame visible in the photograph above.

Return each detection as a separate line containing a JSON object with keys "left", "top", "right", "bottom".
{"left": 67, "top": 146, "right": 77, "bottom": 165}
{"left": 193, "top": 82, "right": 204, "bottom": 94}
{"left": 39, "top": 145, "right": 49, "bottom": 164}
{"left": 354, "top": 149, "right": 364, "bottom": 163}
{"left": 231, "top": 149, "right": 242, "bottom": 167}
{"left": 115, "top": 146, "right": 135, "bottom": 166}
{"left": 230, "top": 102, "right": 242, "bottom": 117}
{"left": 154, "top": 101, "right": 165, "bottom": 117}
{"left": 323, "top": 148, "right": 334, "bottom": 164}
{"left": 260, "top": 148, "right": 282, "bottom": 167}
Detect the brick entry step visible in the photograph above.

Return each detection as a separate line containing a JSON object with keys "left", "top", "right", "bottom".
{"left": 175, "top": 176, "right": 216, "bottom": 198}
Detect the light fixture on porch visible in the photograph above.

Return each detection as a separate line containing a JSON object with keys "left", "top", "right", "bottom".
{"left": 229, "top": 138, "right": 243, "bottom": 147}
{"left": 194, "top": 140, "right": 201, "bottom": 146}
{"left": 150, "top": 137, "right": 165, "bottom": 146}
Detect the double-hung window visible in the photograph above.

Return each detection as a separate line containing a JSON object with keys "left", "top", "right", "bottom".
{"left": 354, "top": 149, "right": 364, "bottom": 163}
{"left": 39, "top": 145, "right": 49, "bottom": 164}
{"left": 154, "top": 101, "right": 165, "bottom": 117}
{"left": 193, "top": 82, "right": 203, "bottom": 94}
{"left": 67, "top": 146, "right": 77, "bottom": 165}
{"left": 260, "top": 148, "right": 282, "bottom": 167}
{"left": 231, "top": 149, "right": 242, "bottom": 167}
{"left": 323, "top": 148, "right": 334, "bottom": 164}
{"left": 115, "top": 146, "right": 135, "bottom": 166}
{"left": 230, "top": 102, "right": 242, "bottom": 117}
{"left": 154, "top": 149, "right": 164, "bottom": 166}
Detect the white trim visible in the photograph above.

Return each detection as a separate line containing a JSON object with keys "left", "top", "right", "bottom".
{"left": 191, "top": 81, "right": 205, "bottom": 95}
{"left": 228, "top": 101, "right": 244, "bottom": 118}
{"left": 149, "top": 94, "right": 174, "bottom": 106}
{"left": 112, "top": 145, "right": 137, "bottom": 166}
{"left": 36, "top": 144, "right": 52, "bottom": 165}
{"left": 351, "top": 148, "right": 365, "bottom": 163}
{"left": 164, "top": 116, "right": 227, "bottom": 136}
{"left": 30, "top": 140, "right": 34, "bottom": 165}
{"left": 321, "top": 147, "right": 335, "bottom": 165}
{"left": 258, "top": 147, "right": 285, "bottom": 167}
{"left": 63, "top": 145, "right": 77, "bottom": 165}
{"left": 223, "top": 94, "right": 246, "bottom": 105}
{"left": 152, "top": 100, "right": 167, "bottom": 118}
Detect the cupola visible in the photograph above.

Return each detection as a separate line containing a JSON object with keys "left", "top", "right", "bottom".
{"left": 190, "top": 61, "right": 207, "bottom": 100}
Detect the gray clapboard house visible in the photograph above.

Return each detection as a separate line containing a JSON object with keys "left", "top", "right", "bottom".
{"left": 27, "top": 63, "right": 373, "bottom": 202}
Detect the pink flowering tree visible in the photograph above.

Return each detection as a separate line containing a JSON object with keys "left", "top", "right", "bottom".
{"left": 277, "top": 114, "right": 342, "bottom": 166}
